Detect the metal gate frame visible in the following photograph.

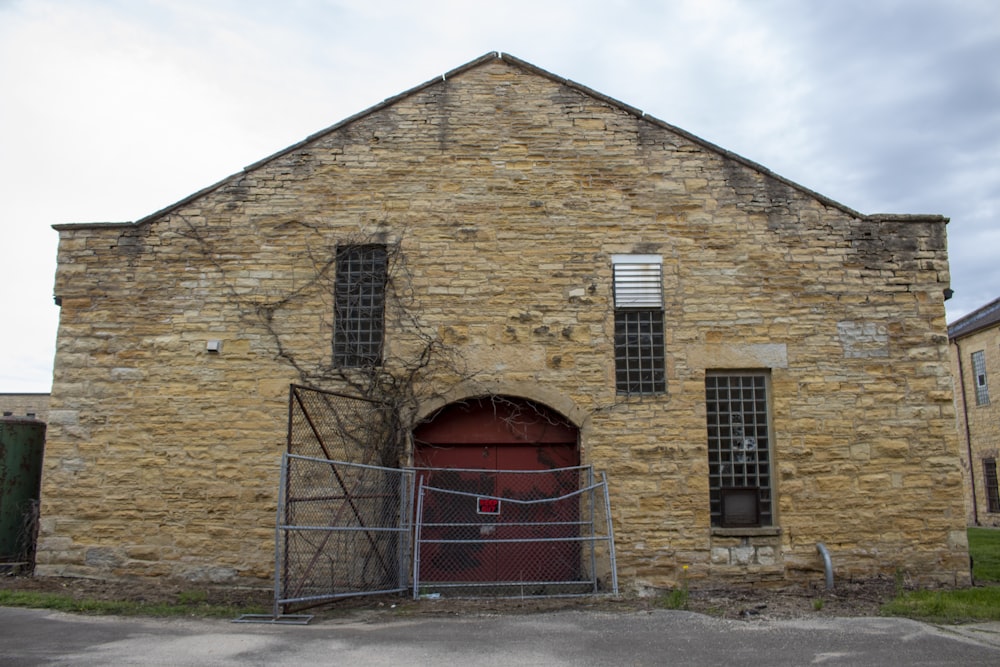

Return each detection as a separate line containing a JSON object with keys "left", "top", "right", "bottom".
{"left": 240, "top": 386, "right": 410, "bottom": 623}
{"left": 274, "top": 453, "right": 413, "bottom": 609}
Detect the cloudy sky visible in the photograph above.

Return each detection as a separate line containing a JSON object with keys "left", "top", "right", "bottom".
{"left": 2, "top": 0, "right": 998, "bottom": 392}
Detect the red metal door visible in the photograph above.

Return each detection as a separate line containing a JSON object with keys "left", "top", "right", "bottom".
{"left": 414, "top": 444, "right": 498, "bottom": 583}
{"left": 413, "top": 397, "right": 579, "bottom": 584}
{"left": 493, "top": 444, "right": 580, "bottom": 582}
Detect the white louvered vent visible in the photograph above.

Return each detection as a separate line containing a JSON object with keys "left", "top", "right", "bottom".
{"left": 612, "top": 255, "right": 663, "bottom": 308}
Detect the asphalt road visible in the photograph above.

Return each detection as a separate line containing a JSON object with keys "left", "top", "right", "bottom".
{"left": 2, "top": 606, "right": 1000, "bottom": 666}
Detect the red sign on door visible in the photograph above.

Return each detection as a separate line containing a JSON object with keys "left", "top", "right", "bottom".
{"left": 477, "top": 497, "right": 500, "bottom": 515}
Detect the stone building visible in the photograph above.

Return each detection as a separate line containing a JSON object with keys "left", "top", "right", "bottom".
{"left": 0, "top": 393, "right": 50, "bottom": 422}
{"left": 949, "top": 297, "right": 1000, "bottom": 527}
{"left": 41, "top": 53, "right": 969, "bottom": 592}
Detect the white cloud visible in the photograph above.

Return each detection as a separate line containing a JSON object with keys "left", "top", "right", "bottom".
{"left": 1, "top": 0, "right": 998, "bottom": 390}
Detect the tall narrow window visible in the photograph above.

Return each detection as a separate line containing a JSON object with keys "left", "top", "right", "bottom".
{"left": 334, "top": 244, "right": 387, "bottom": 368}
{"left": 985, "top": 458, "right": 1000, "bottom": 513}
{"left": 706, "top": 372, "right": 773, "bottom": 527}
{"left": 972, "top": 350, "right": 990, "bottom": 406}
{"left": 612, "top": 255, "right": 665, "bottom": 394}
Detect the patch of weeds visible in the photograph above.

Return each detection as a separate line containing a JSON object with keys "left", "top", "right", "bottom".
{"left": 177, "top": 590, "right": 209, "bottom": 605}
{"left": 657, "top": 565, "right": 689, "bottom": 610}
{"left": 812, "top": 598, "right": 824, "bottom": 611}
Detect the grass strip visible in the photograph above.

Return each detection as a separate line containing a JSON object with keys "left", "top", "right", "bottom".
{"left": 0, "top": 589, "right": 266, "bottom": 618}
{"left": 969, "top": 527, "right": 1000, "bottom": 583}
{"left": 881, "top": 586, "right": 1000, "bottom": 624}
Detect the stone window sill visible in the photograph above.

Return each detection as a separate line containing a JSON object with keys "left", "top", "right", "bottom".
{"left": 711, "top": 526, "right": 782, "bottom": 538}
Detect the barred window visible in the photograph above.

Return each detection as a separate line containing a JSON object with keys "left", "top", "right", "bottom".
{"left": 333, "top": 244, "right": 387, "bottom": 368}
{"left": 972, "top": 350, "right": 990, "bottom": 406}
{"left": 706, "top": 372, "right": 773, "bottom": 527}
{"left": 985, "top": 458, "right": 1000, "bottom": 514}
{"left": 612, "top": 255, "right": 665, "bottom": 395}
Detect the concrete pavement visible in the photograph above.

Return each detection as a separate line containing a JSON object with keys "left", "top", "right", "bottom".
{"left": 2, "top": 606, "right": 1000, "bottom": 666}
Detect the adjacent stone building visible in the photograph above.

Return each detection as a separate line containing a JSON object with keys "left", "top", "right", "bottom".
{"left": 41, "top": 53, "right": 969, "bottom": 591}
{"left": 950, "top": 297, "right": 1000, "bottom": 527}
{"left": 0, "top": 393, "right": 50, "bottom": 422}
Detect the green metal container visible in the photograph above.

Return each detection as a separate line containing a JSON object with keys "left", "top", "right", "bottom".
{"left": 0, "top": 417, "right": 46, "bottom": 567}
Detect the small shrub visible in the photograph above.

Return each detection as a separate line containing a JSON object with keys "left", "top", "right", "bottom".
{"left": 894, "top": 567, "right": 906, "bottom": 596}
{"left": 659, "top": 587, "right": 689, "bottom": 610}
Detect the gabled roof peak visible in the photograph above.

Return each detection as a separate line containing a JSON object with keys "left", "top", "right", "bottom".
{"left": 55, "top": 52, "right": 946, "bottom": 231}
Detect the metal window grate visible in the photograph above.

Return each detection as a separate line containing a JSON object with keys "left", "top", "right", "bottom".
{"left": 706, "top": 373, "right": 772, "bottom": 527}
{"left": 972, "top": 350, "right": 990, "bottom": 406}
{"left": 614, "top": 310, "right": 665, "bottom": 394}
{"left": 985, "top": 458, "right": 1000, "bottom": 513}
{"left": 334, "top": 245, "right": 387, "bottom": 368}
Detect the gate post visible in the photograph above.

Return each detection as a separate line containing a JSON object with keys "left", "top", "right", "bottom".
{"left": 602, "top": 471, "right": 619, "bottom": 596}
{"left": 411, "top": 476, "right": 426, "bottom": 599}
{"left": 273, "top": 453, "right": 290, "bottom": 618}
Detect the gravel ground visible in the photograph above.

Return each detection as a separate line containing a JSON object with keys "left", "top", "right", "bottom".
{"left": 0, "top": 574, "right": 900, "bottom": 621}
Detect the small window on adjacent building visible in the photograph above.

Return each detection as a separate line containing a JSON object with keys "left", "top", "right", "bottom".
{"left": 972, "top": 350, "right": 989, "bottom": 406}
{"left": 985, "top": 458, "right": 1000, "bottom": 514}
{"left": 612, "top": 255, "right": 665, "bottom": 395}
{"left": 706, "top": 372, "right": 773, "bottom": 527}
{"left": 333, "top": 244, "right": 387, "bottom": 368}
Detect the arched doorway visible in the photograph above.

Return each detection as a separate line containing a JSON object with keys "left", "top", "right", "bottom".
{"left": 412, "top": 396, "right": 581, "bottom": 585}
{"left": 413, "top": 396, "right": 579, "bottom": 470}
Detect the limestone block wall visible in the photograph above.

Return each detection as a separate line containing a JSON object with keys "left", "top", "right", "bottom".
{"left": 0, "top": 393, "right": 50, "bottom": 421}
{"left": 41, "top": 54, "right": 969, "bottom": 590}
{"left": 951, "top": 321, "right": 1000, "bottom": 527}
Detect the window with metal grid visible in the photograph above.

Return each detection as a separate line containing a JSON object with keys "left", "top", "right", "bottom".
{"left": 706, "top": 373, "right": 773, "bottom": 527}
{"left": 985, "top": 458, "right": 1000, "bottom": 513}
{"left": 333, "top": 244, "right": 387, "bottom": 368}
{"left": 972, "top": 350, "right": 990, "bottom": 406}
{"left": 614, "top": 310, "right": 665, "bottom": 394}
{"left": 612, "top": 255, "right": 665, "bottom": 395}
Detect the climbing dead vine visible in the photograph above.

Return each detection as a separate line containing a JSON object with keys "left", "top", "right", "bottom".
{"left": 174, "top": 213, "right": 477, "bottom": 465}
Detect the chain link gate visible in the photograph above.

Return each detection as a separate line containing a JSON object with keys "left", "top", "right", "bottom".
{"left": 412, "top": 466, "right": 618, "bottom": 598}
{"left": 241, "top": 386, "right": 619, "bottom": 623}
{"left": 241, "top": 385, "right": 411, "bottom": 623}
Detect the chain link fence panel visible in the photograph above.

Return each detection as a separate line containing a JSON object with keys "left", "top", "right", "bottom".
{"left": 412, "top": 466, "right": 618, "bottom": 598}
{"left": 287, "top": 384, "right": 398, "bottom": 466}
{"left": 275, "top": 453, "right": 414, "bottom": 614}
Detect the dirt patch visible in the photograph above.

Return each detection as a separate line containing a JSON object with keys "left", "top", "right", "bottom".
{"left": 0, "top": 574, "right": 899, "bottom": 621}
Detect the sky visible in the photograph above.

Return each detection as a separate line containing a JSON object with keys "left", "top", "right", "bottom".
{"left": 1, "top": 0, "right": 998, "bottom": 392}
